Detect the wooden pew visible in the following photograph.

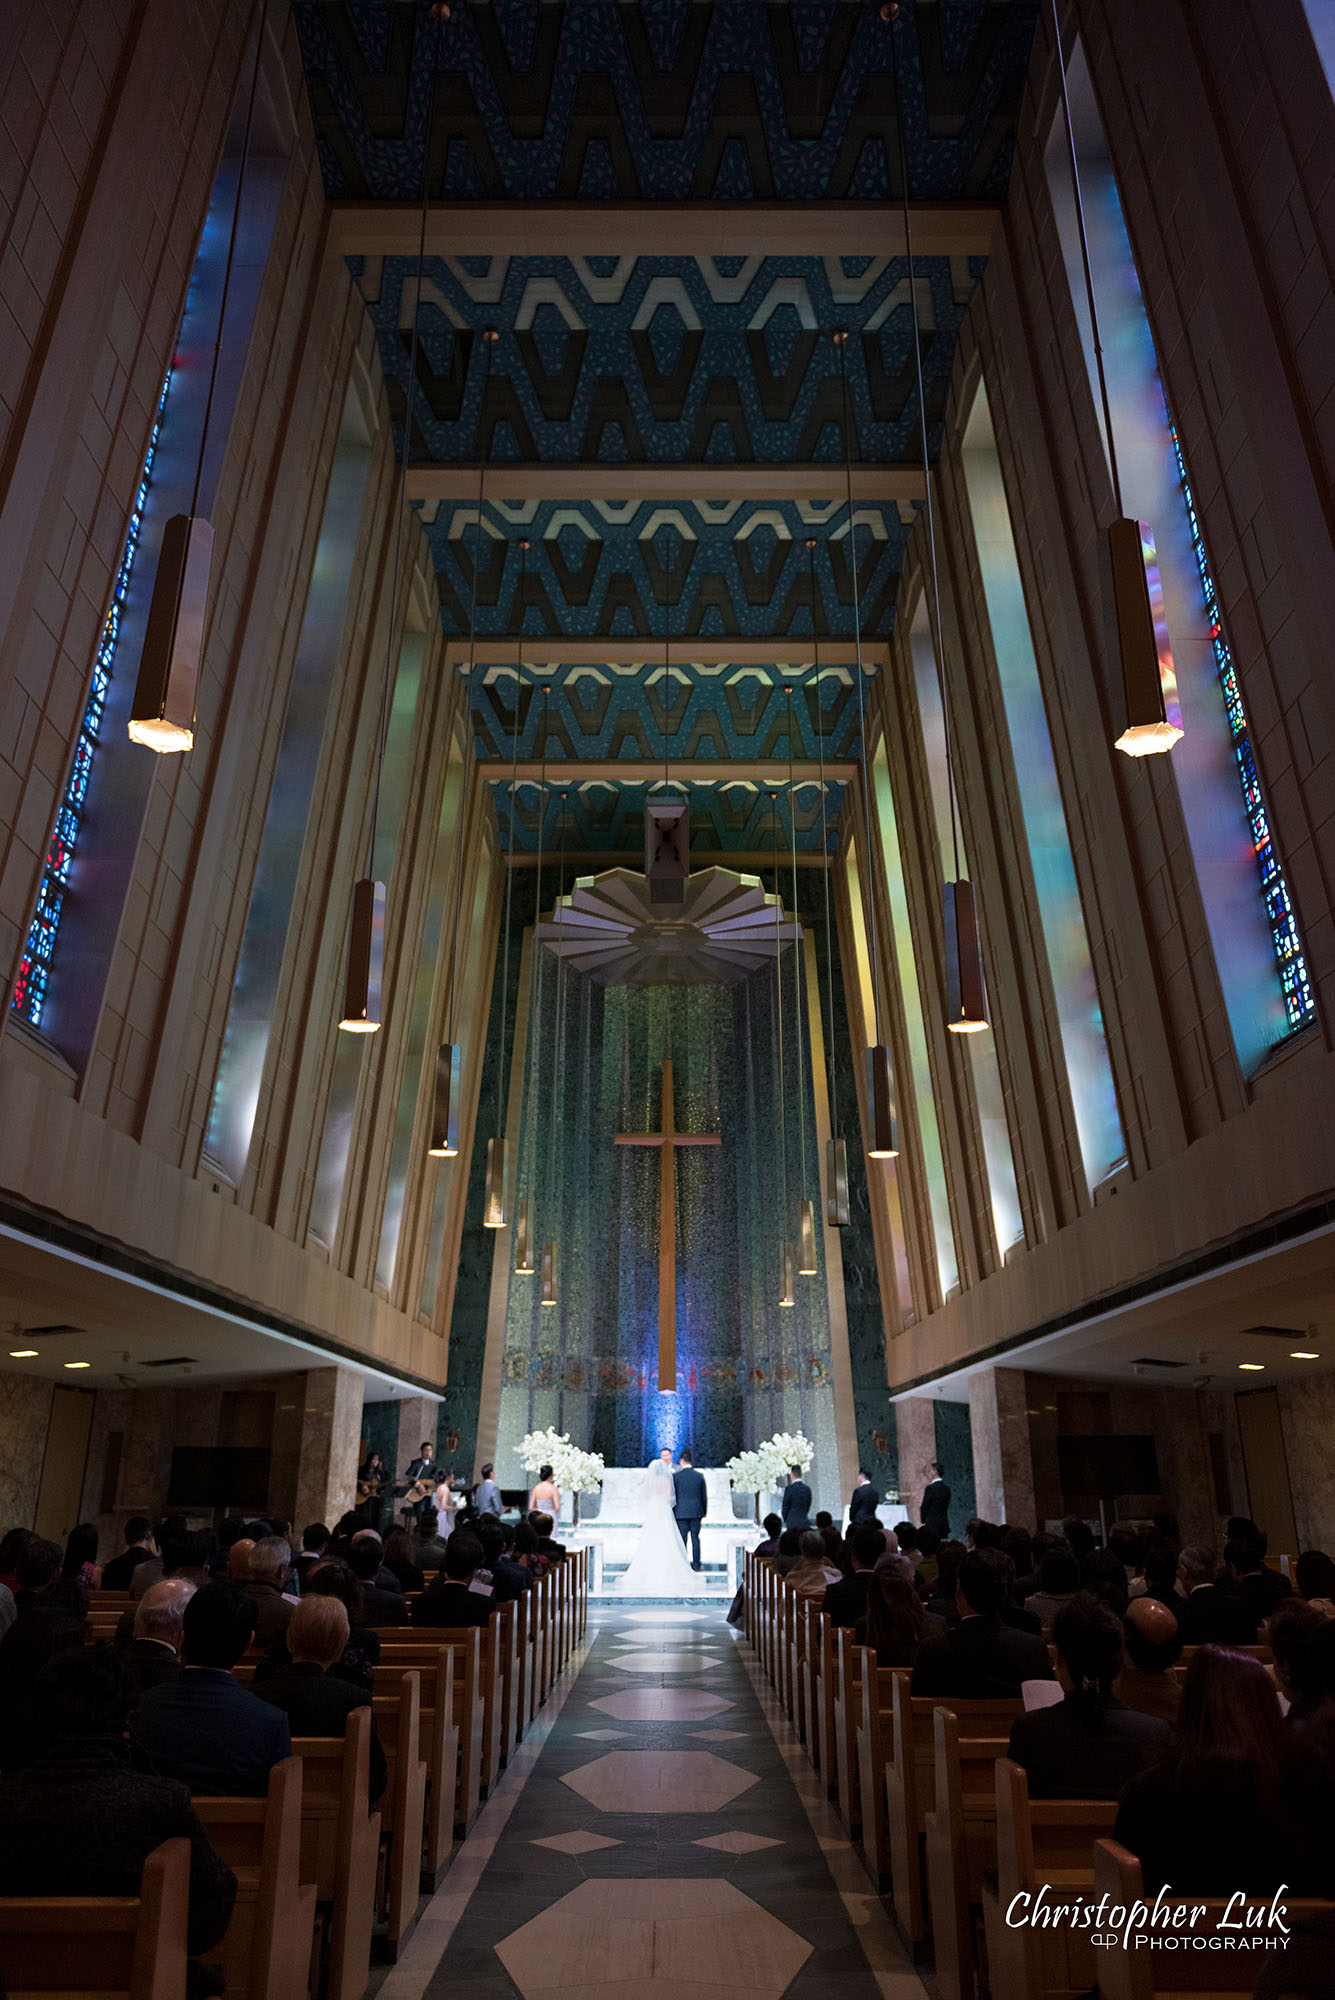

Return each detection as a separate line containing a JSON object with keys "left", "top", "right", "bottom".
{"left": 372, "top": 1647, "right": 457, "bottom": 1885}
{"left": 812, "top": 1612, "right": 840, "bottom": 1794}
{"left": 855, "top": 1657, "right": 904, "bottom": 1886}
{"left": 923, "top": 1708, "right": 1012, "bottom": 2000}
{"left": 1092, "top": 1838, "right": 1334, "bottom": 1999}
{"left": 381, "top": 1618, "right": 505, "bottom": 1800}
{"left": 0, "top": 1837, "right": 189, "bottom": 1999}
{"left": 980, "top": 1758, "right": 1117, "bottom": 2000}
{"left": 291, "top": 1709, "right": 381, "bottom": 2000}
{"left": 378, "top": 1627, "right": 484, "bottom": 1833}
{"left": 833, "top": 1627, "right": 865, "bottom": 1836}
{"left": 194, "top": 1758, "right": 315, "bottom": 2000}
{"left": 888, "top": 1679, "right": 1023, "bottom": 1947}
{"left": 371, "top": 1670, "right": 428, "bottom": 1958}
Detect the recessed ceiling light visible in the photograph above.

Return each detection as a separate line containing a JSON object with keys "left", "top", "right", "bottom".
{"left": 62, "top": 1360, "right": 90, "bottom": 1370}
{"left": 1238, "top": 1362, "right": 1265, "bottom": 1372}
{"left": 1290, "top": 1351, "right": 1320, "bottom": 1360}
{"left": 8, "top": 1348, "right": 38, "bottom": 1358}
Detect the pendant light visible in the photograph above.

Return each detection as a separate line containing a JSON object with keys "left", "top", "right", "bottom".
{"left": 130, "top": 1, "right": 271, "bottom": 751}
{"left": 884, "top": 1, "right": 988, "bottom": 1036}
{"left": 834, "top": 331, "right": 897, "bottom": 1159}
{"left": 807, "top": 541, "right": 850, "bottom": 1226}
{"left": 540, "top": 782, "right": 568, "bottom": 1307}
{"left": 786, "top": 690, "right": 817, "bottom": 1274}
{"left": 515, "top": 689, "right": 549, "bottom": 1275}
{"left": 772, "top": 790, "right": 796, "bottom": 1306}
{"left": 481, "top": 540, "right": 529, "bottom": 1224}
{"left": 1041, "top": 0, "right": 1181, "bottom": 756}
{"left": 428, "top": 328, "right": 498, "bottom": 1143}
{"left": 646, "top": 522, "right": 689, "bottom": 902}
{"left": 340, "top": 4, "right": 449, "bottom": 1031}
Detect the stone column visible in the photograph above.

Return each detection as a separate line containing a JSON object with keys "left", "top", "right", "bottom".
{"left": 294, "top": 1367, "right": 364, "bottom": 1530}
{"left": 967, "top": 1366, "right": 1035, "bottom": 1526}
{"left": 894, "top": 1398, "right": 939, "bottom": 1522}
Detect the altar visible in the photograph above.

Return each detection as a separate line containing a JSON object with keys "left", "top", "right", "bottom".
{"left": 564, "top": 1465, "right": 757, "bottom": 1597}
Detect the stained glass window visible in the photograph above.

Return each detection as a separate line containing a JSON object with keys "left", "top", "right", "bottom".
{"left": 11, "top": 370, "right": 173, "bottom": 1029}
{"left": 1168, "top": 423, "right": 1313, "bottom": 1031}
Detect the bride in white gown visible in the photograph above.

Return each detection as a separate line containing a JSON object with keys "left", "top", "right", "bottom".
{"left": 615, "top": 1452, "right": 708, "bottom": 1596}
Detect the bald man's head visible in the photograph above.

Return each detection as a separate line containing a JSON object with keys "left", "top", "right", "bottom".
{"left": 227, "top": 1538, "right": 255, "bottom": 1581}
{"left": 133, "top": 1577, "right": 196, "bottom": 1650}
{"left": 1123, "top": 1594, "right": 1182, "bottom": 1674}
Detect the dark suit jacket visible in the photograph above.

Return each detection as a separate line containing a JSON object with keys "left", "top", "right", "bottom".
{"left": 1232, "top": 1568, "right": 1292, "bottom": 1626}
{"left": 124, "top": 1637, "right": 181, "bottom": 1693}
{"left": 1175, "top": 1584, "right": 1261, "bottom": 1646}
{"left": 253, "top": 1663, "right": 386, "bottom": 1803}
{"left": 410, "top": 1583, "right": 494, "bottom": 1628}
{"left": 243, "top": 1580, "right": 295, "bottom": 1651}
{"left": 821, "top": 1570, "right": 872, "bottom": 1628}
{"left": 672, "top": 1467, "right": 708, "bottom": 1521}
{"left": 848, "top": 1484, "right": 880, "bottom": 1524}
{"left": 487, "top": 1558, "right": 533, "bottom": 1603}
{"left": 132, "top": 1667, "right": 292, "bottom": 1796}
{"left": 1007, "top": 1696, "right": 1172, "bottom": 1799}
{"left": 0, "top": 1736, "right": 236, "bottom": 1956}
{"left": 358, "top": 1582, "right": 410, "bottom": 1628}
{"left": 101, "top": 1547, "right": 156, "bottom": 1592}
{"left": 920, "top": 1479, "right": 952, "bottom": 1538}
{"left": 781, "top": 1480, "right": 813, "bottom": 1534}
{"left": 910, "top": 1612, "right": 1055, "bottom": 1699}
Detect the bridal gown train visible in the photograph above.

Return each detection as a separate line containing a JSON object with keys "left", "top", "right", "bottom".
{"left": 615, "top": 1460, "right": 709, "bottom": 1596}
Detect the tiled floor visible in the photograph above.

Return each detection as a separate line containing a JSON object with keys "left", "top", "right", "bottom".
{"left": 374, "top": 1602, "right": 930, "bottom": 2000}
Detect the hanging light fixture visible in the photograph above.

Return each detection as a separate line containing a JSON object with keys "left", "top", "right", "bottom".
{"left": 885, "top": 2, "right": 989, "bottom": 1036}
{"left": 130, "top": 3, "right": 271, "bottom": 750}
{"left": 481, "top": 541, "right": 529, "bottom": 1222}
{"left": 338, "top": 5, "right": 448, "bottom": 1029}
{"left": 834, "top": 330, "right": 897, "bottom": 1160}
{"left": 786, "top": 690, "right": 817, "bottom": 1275}
{"left": 771, "top": 790, "right": 797, "bottom": 1304}
{"left": 807, "top": 541, "right": 850, "bottom": 1226}
{"left": 428, "top": 324, "right": 497, "bottom": 1127}
{"left": 515, "top": 688, "right": 549, "bottom": 1275}
{"left": 540, "top": 782, "right": 569, "bottom": 1306}
{"left": 1039, "top": 0, "right": 1181, "bottom": 756}
{"left": 645, "top": 521, "right": 689, "bottom": 901}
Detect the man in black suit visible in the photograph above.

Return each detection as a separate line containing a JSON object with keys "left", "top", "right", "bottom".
{"left": 411, "top": 1532, "right": 495, "bottom": 1629}
{"left": 404, "top": 1440, "right": 438, "bottom": 1521}
{"left": 1007, "top": 1592, "right": 1171, "bottom": 1798}
{"left": 672, "top": 1452, "right": 708, "bottom": 1571}
{"left": 821, "top": 1524, "right": 885, "bottom": 1627}
{"left": 132, "top": 1583, "right": 292, "bottom": 1796}
{"left": 0, "top": 1648, "right": 236, "bottom": 1961}
{"left": 252, "top": 1597, "right": 386, "bottom": 1803}
{"left": 781, "top": 1465, "right": 813, "bottom": 1536}
{"left": 347, "top": 1538, "right": 410, "bottom": 1625}
{"left": 848, "top": 1469, "right": 880, "bottom": 1526}
{"left": 124, "top": 1578, "right": 193, "bottom": 1692}
{"left": 1174, "top": 1545, "right": 1261, "bottom": 1644}
{"left": 1225, "top": 1536, "right": 1292, "bottom": 1626}
{"left": 911, "top": 1549, "right": 1055, "bottom": 1698}
{"left": 921, "top": 1462, "right": 952, "bottom": 1540}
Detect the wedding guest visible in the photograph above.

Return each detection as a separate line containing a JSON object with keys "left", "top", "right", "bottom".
{"left": 285, "top": 1561, "right": 378, "bottom": 1692}
{"left": 252, "top": 1598, "right": 386, "bottom": 1803}
{"left": 822, "top": 1525, "right": 885, "bottom": 1628}
{"left": 753, "top": 1515, "right": 783, "bottom": 1558}
{"left": 1025, "top": 1547, "right": 1081, "bottom": 1626}
{"left": 1008, "top": 1593, "right": 1171, "bottom": 1798}
{"left": 785, "top": 1531, "right": 841, "bottom": 1601}
{"left": 411, "top": 1533, "right": 495, "bottom": 1629}
{"left": 863, "top": 1558, "right": 946, "bottom": 1668}
{"left": 1115, "top": 1646, "right": 1291, "bottom": 1892}
{"left": 381, "top": 1528, "right": 424, "bottom": 1594}
{"left": 1296, "top": 1549, "right": 1335, "bottom": 1617}
{"left": 132, "top": 1585, "right": 291, "bottom": 1797}
{"left": 125, "top": 1580, "right": 194, "bottom": 1693}
{"left": 61, "top": 1524, "right": 101, "bottom": 1591}
{"left": 1268, "top": 1599, "right": 1334, "bottom": 1727}
{"left": 911, "top": 1550, "right": 1054, "bottom": 1698}
{"left": 100, "top": 1518, "right": 157, "bottom": 1592}
{"left": 1115, "top": 1596, "right": 1183, "bottom": 1724}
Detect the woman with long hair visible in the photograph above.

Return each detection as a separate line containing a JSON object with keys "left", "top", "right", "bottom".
{"left": 528, "top": 1464, "right": 560, "bottom": 1520}
{"left": 381, "top": 1527, "right": 424, "bottom": 1594}
{"left": 862, "top": 1557, "right": 944, "bottom": 1667}
{"left": 285, "top": 1559, "right": 380, "bottom": 1692}
{"left": 1114, "top": 1645, "right": 1291, "bottom": 1890}
{"left": 60, "top": 1523, "right": 100, "bottom": 1590}
{"left": 1295, "top": 1549, "right": 1335, "bottom": 1617}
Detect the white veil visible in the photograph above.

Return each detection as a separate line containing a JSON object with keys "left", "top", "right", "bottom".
{"left": 642, "top": 1456, "right": 673, "bottom": 1502}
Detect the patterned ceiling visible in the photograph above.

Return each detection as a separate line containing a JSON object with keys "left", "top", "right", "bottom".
{"left": 295, "top": 1, "right": 1039, "bottom": 204}
{"left": 296, "top": 1, "right": 1040, "bottom": 853}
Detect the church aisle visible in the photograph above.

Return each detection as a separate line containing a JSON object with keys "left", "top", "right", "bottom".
{"left": 376, "top": 1602, "right": 929, "bottom": 2000}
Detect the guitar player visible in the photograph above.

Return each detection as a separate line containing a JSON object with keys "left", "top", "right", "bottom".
{"left": 403, "top": 1440, "right": 438, "bottom": 1521}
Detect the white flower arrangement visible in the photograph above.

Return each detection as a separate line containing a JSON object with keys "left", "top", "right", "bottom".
{"left": 725, "top": 1431, "right": 815, "bottom": 1491}
{"left": 516, "top": 1426, "right": 606, "bottom": 1493}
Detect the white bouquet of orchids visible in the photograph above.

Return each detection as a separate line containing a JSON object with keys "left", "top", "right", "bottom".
{"left": 516, "top": 1427, "right": 606, "bottom": 1492}
{"left": 726, "top": 1431, "right": 815, "bottom": 1492}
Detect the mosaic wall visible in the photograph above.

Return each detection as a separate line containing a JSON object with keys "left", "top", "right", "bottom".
{"left": 494, "top": 948, "right": 841, "bottom": 1507}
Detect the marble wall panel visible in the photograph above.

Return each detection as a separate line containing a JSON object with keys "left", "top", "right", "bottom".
{"left": 968, "top": 1366, "right": 1035, "bottom": 1525}
{"left": 894, "top": 1399, "right": 937, "bottom": 1522}
{"left": 294, "top": 1366, "right": 364, "bottom": 1528}
{"left": 0, "top": 1368, "right": 54, "bottom": 1532}
{"left": 1278, "top": 1373, "right": 1335, "bottom": 1554}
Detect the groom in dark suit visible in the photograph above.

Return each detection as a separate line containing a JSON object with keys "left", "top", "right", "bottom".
{"left": 672, "top": 1452, "right": 708, "bottom": 1571}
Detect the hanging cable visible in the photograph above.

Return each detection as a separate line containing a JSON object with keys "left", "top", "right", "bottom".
{"left": 516, "top": 688, "right": 548, "bottom": 1271}
{"left": 482, "top": 538, "right": 528, "bottom": 1223}
{"left": 834, "top": 329, "right": 884, "bottom": 1041}
{"left": 786, "top": 690, "right": 807, "bottom": 1199}
{"left": 810, "top": 541, "right": 838, "bottom": 1139}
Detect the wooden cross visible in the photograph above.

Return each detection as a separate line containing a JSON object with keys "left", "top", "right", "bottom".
{"left": 614, "top": 1058, "right": 721, "bottom": 1392}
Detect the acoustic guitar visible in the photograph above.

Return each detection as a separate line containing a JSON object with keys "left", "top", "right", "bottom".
{"left": 355, "top": 1475, "right": 382, "bottom": 1504}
